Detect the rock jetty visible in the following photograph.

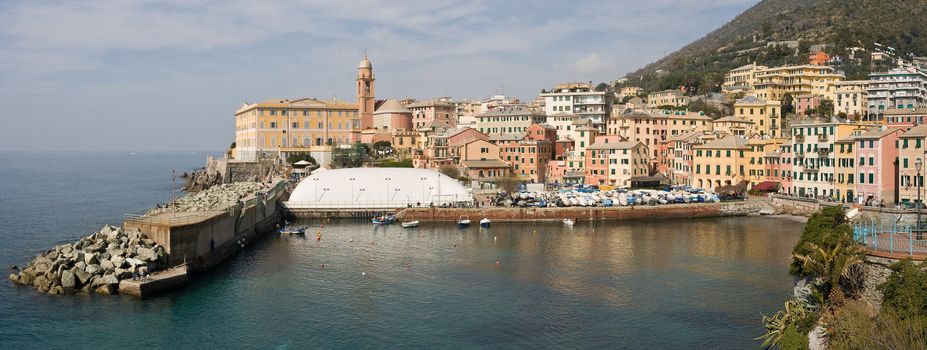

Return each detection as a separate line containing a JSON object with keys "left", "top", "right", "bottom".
{"left": 148, "top": 182, "right": 269, "bottom": 214}
{"left": 8, "top": 225, "right": 167, "bottom": 295}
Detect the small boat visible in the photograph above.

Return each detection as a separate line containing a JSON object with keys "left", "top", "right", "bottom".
{"left": 279, "top": 226, "right": 306, "bottom": 235}
{"left": 458, "top": 215, "right": 471, "bottom": 228}
{"left": 480, "top": 218, "right": 491, "bottom": 228}
{"left": 372, "top": 214, "right": 395, "bottom": 225}
{"left": 402, "top": 220, "right": 419, "bottom": 228}
{"left": 563, "top": 219, "right": 575, "bottom": 226}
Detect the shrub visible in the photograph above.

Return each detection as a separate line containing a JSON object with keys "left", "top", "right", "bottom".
{"left": 790, "top": 206, "right": 854, "bottom": 277}
{"left": 778, "top": 326, "right": 809, "bottom": 350}
{"left": 879, "top": 259, "right": 927, "bottom": 319}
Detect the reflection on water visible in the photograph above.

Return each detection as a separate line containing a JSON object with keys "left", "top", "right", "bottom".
{"left": 2, "top": 216, "right": 802, "bottom": 349}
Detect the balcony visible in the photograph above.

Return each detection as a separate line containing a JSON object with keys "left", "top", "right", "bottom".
{"left": 806, "top": 165, "right": 820, "bottom": 172}
{"left": 816, "top": 148, "right": 831, "bottom": 156}
{"left": 817, "top": 134, "right": 828, "bottom": 142}
{"left": 795, "top": 134, "right": 805, "bottom": 142}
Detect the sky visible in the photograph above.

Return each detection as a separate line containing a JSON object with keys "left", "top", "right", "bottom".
{"left": 0, "top": 0, "right": 759, "bottom": 152}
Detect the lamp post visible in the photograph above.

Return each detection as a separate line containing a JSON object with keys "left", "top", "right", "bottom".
{"left": 385, "top": 177, "right": 391, "bottom": 206}
{"left": 349, "top": 177, "right": 356, "bottom": 204}
{"left": 918, "top": 157, "right": 924, "bottom": 238}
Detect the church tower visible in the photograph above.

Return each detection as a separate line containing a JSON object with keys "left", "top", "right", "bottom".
{"left": 357, "top": 53, "right": 375, "bottom": 129}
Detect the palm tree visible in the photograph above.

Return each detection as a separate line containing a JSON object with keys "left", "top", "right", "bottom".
{"left": 793, "top": 241, "right": 865, "bottom": 305}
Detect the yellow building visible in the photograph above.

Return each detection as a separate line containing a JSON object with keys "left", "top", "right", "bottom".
{"left": 752, "top": 64, "right": 845, "bottom": 103}
{"left": 833, "top": 80, "right": 869, "bottom": 120}
{"left": 692, "top": 135, "right": 748, "bottom": 190}
{"left": 723, "top": 63, "right": 767, "bottom": 94}
{"left": 733, "top": 95, "right": 782, "bottom": 137}
{"left": 647, "top": 89, "right": 690, "bottom": 109}
{"left": 745, "top": 138, "right": 785, "bottom": 188}
{"left": 834, "top": 136, "right": 857, "bottom": 203}
{"left": 234, "top": 98, "right": 360, "bottom": 161}
{"left": 898, "top": 124, "right": 927, "bottom": 206}
{"left": 712, "top": 116, "right": 754, "bottom": 137}
{"left": 234, "top": 55, "right": 372, "bottom": 163}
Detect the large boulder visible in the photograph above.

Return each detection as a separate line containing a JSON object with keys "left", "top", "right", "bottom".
{"left": 84, "top": 252, "right": 99, "bottom": 265}
{"left": 72, "top": 268, "right": 90, "bottom": 285}
{"left": 136, "top": 247, "right": 157, "bottom": 261}
{"left": 100, "top": 259, "right": 115, "bottom": 271}
{"left": 94, "top": 284, "right": 115, "bottom": 295}
{"left": 85, "top": 264, "right": 102, "bottom": 276}
{"left": 34, "top": 263, "right": 50, "bottom": 275}
{"left": 60, "top": 270, "right": 76, "bottom": 289}
{"left": 110, "top": 256, "right": 126, "bottom": 269}
{"left": 125, "top": 258, "right": 146, "bottom": 268}
{"left": 114, "top": 268, "right": 133, "bottom": 280}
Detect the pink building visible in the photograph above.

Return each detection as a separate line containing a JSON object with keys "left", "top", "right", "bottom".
{"left": 372, "top": 99, "right": 413, "bottom": 131}
{"left": 853, "top": 126, "right": 904, "bottom": 204}
{"left": 408, "top": 98, "right": 456, "bottom": 129}
{"left": 796, "top": 94, "right": 821, "bottom": 116}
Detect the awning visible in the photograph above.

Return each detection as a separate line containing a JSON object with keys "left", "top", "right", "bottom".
{"left": 751, "top": 181, "right": 780, "bottom": 192}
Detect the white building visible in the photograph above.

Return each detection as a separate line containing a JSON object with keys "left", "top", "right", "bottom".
{"left": 540, "top": 82, "right": 612, "bottom": 132}
{"left": 286, "top": 168, "right": 472, "bottom": 209}
{"left": 867, "top": 67, "right": 927, "bottom": 119}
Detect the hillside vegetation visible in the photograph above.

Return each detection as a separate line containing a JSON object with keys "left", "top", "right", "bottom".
{"left": 621, "top": 0, "right": 927, "bottom": 94}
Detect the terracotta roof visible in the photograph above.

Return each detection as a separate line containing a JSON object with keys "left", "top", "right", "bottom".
{"left": 714, "top": 116, "right": 754, "bottom": 123}
{"left": 487, "top": 133, "right": 526, "bottom": 141}
{"left": 853, "top": 126, "right": 904, "bottom": 139}
{"left": 461, "top": 159, "right": 510, "bottom": 169}
{"left": 373, "top": 99, "right": 411, "bottom": 114}
{"left": 587, "top": 141, "right": 642, "bottom": 150}
{"left": 902, "top": 123, "right": 927, "bottom": 138}
{"left": 694, "top": 135, "right": 748, "bottom": 149}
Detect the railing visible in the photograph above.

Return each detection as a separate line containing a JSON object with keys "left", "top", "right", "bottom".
{"left": 816, "top": 148, "right": 831, "bottom": 156}
{"left": 854, "top": 221, "right": 927, "bottom": 258}
{"left": 817, "top": 134, "right": 828, "bottom": 142}
{"left": 795, "top": 134, "right": 805, "bottom": 142}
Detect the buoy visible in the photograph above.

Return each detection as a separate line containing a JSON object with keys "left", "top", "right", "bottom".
{"left": 362, "top": 272, "right": 367, "bottom": 277}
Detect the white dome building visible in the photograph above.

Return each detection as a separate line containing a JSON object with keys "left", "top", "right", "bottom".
{"left": 286, "top": 168, "right": 471, "bottom": 209}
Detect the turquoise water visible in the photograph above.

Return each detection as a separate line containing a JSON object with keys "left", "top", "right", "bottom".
{"left": 0, "top": 152, "right": 803, "bottom": 349}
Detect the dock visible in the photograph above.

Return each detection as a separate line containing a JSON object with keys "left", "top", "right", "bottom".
{"left": 118, "top": 266, "right": 189, "bottom": 298}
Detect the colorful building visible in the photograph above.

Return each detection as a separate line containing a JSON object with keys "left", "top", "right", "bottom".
{"left": 897, "top": 124, "right": 927, "bottom": 206}
{"left": 733, "top": 95, "right": 782, "bottom": 137}
{"left": 476, "top": 106, "right": 546, "bottom": 135}
{"left": 408, "top": 98, "right": 457, "bottom": 129}
{"left": 692, "top": 135, "right": 748, "bottom": 190}
{"left": 853, "top": 126, "right": 904, "bottom": 205}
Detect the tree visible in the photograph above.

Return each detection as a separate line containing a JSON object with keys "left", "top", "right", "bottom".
{"left": 286, "top": 152, "right": 316, "bottom": 166}
{"left": 495, "top": 173, "right": 521, "bottom": 193}
{"left": 782, "top": 93, "right": 796, "bottom": 115}
{"left": 790, "top": 206, "right": 854, "bottom": 276}
{"left": 595, "top": 82, "right": 609, "bottom": 92}
{"left": 879, "top": 259, "right": 927, "bottom": 318}
{"left": 438, "top": 165, "right": 460, "bottom": 179}
{"left": 818, "top": 99, "right": 834, "bottom": 117}
{"left": 793, "top": 241, "right": 864, "bottom": 304}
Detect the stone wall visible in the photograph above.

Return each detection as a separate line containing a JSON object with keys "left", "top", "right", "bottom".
{"left": 395, "top": 201, "right": 765, "bottom": 222}
{"left": 124, "top": 180, "right": 285, "bottom": 273}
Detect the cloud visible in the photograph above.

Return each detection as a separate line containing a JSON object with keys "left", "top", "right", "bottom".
{"left": 0, "top": 0, "right": 759, "bottom": 151}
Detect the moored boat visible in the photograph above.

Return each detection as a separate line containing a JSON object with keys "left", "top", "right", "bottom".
{"left": 563, "top": 218, "right": 575, "bottom": 226}
{"left": 372, "top": 214, "right": 396, "bottom": 225}
{"left": 480, "top": 218, "right": 491, "bottom": 228}
{"left": 401, "top": 220, "right": 419, "bottom": 228}
{"left": 278, "top": 226, "right": 306, "bottom": 235}
{"left": 458, "top": 215, "right": 471, "bottom": 228}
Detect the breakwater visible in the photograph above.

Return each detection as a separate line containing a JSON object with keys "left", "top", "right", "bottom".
{"left": 395, "top": 200, "right": 769, "bottom": 222}
{"left": 8, "top": 179, "right": 288, "bottom": 298}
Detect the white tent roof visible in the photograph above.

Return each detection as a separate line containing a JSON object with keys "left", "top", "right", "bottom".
{"left": 294, "top": 160, "right": 311, "bottom": 165}
{"left": 286, "top": 168, "right": 471, "bottom": 209}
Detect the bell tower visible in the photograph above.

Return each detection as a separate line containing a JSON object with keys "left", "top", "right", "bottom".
{"left": 357, "top": 52, "right": 375, "bottom": 129}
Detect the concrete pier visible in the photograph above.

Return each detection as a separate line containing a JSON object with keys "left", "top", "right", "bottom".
{"left": 118, "top": 266, "right": 189, "bottom": 298}
{"left": 118, "top": 179, "right": 288, "bottom": 297}
{"left": 395, "top": 200, "right": 766, "bottom": 222}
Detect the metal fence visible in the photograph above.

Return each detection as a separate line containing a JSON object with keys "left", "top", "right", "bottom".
{"left": 854, "top": 221, "right": 927, "bottom": 257}
{"left": 283, "top": 200, "right": 473, "bottom": 210}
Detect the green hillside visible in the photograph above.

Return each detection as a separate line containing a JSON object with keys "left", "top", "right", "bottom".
{"left": 621, "top": 0, "right": 927, "bottom": 93}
